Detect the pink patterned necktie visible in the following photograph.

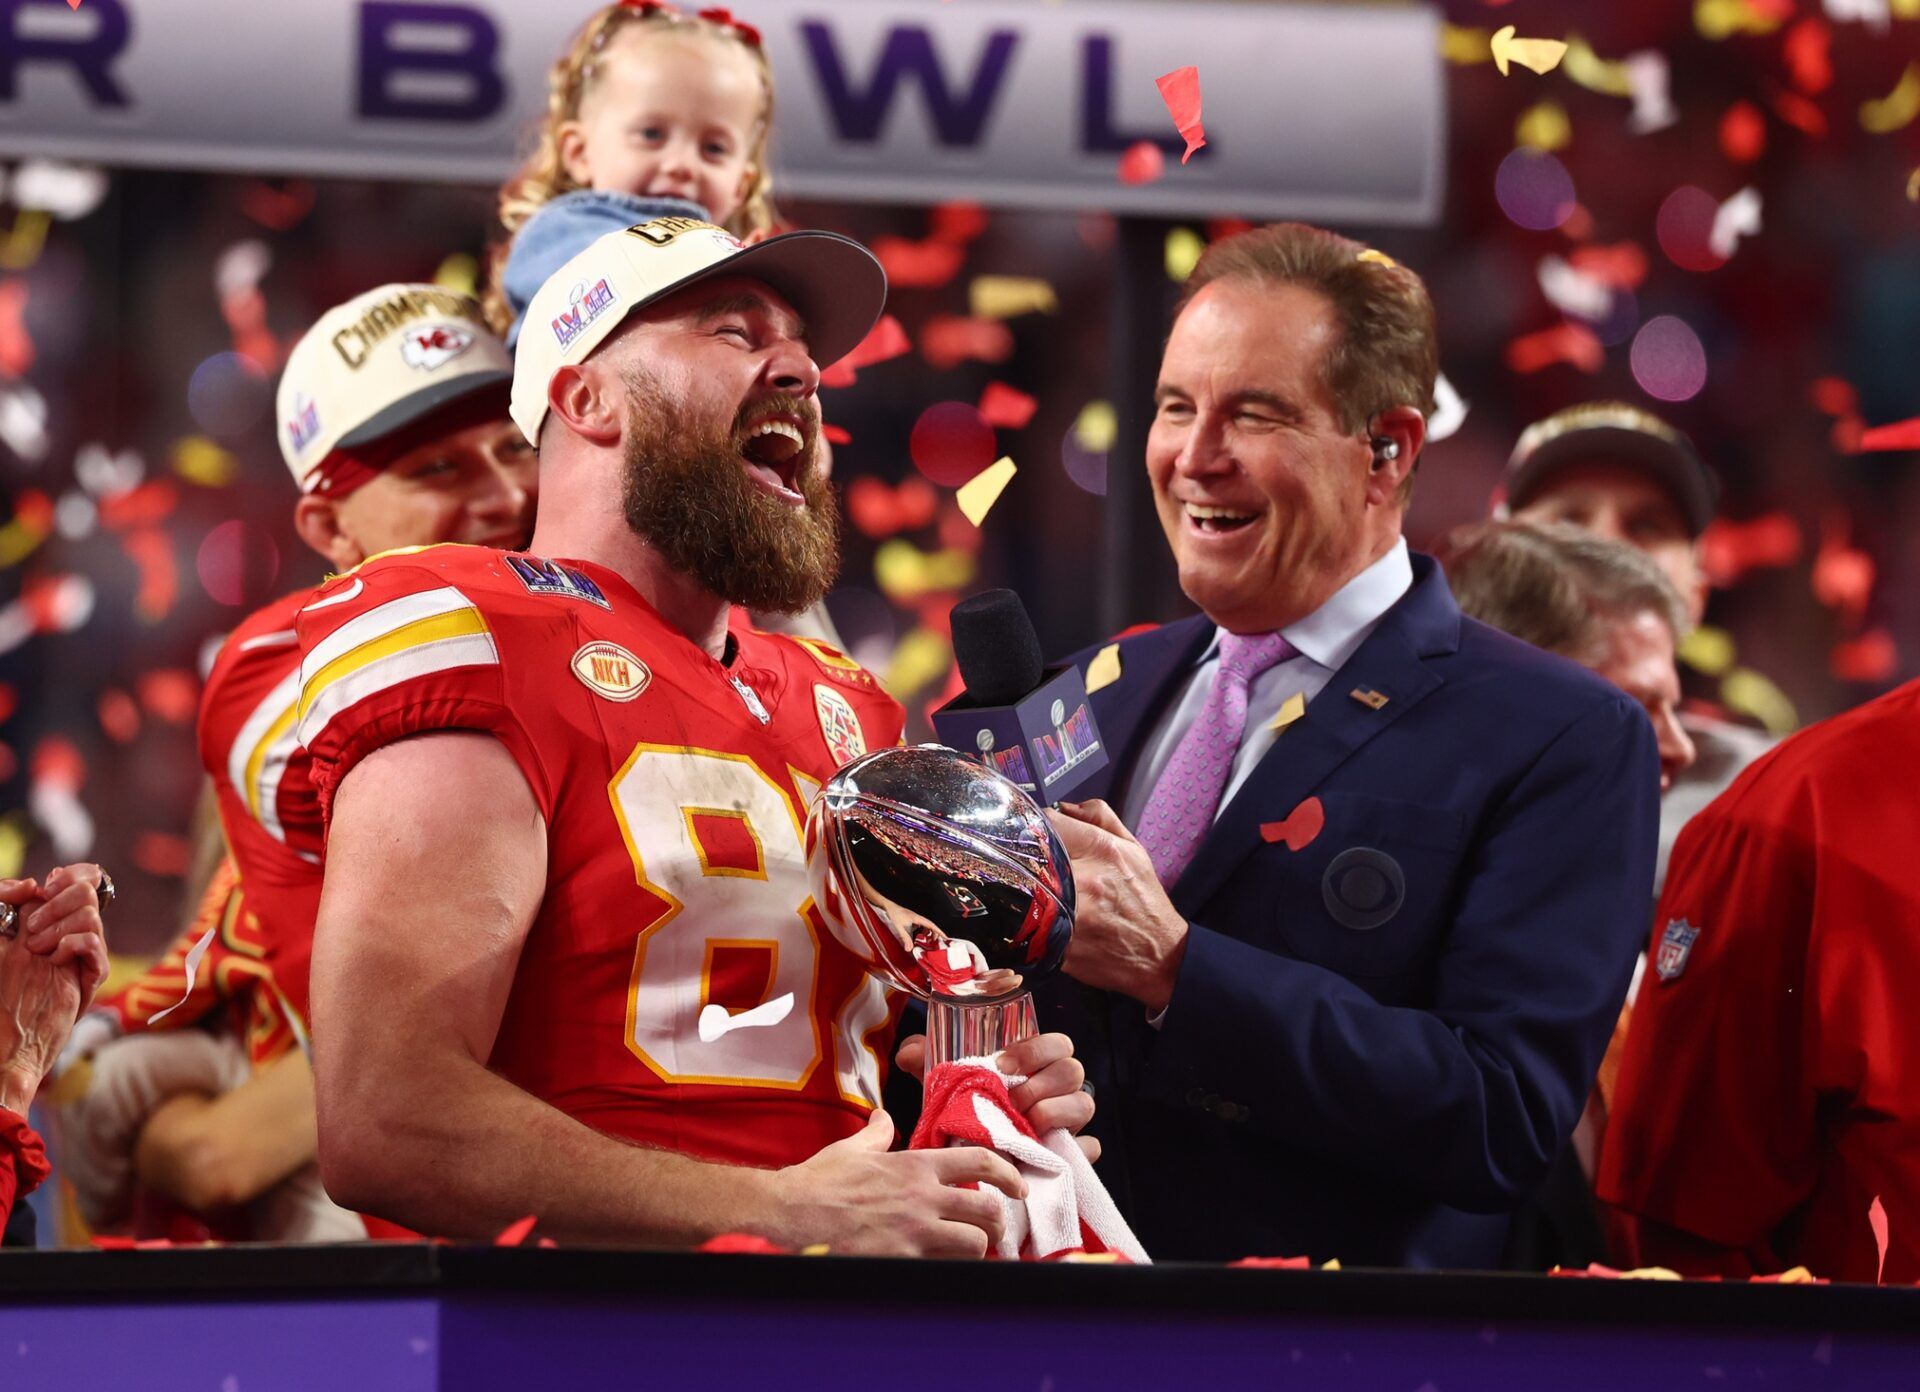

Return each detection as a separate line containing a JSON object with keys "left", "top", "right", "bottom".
{"left": 1136, "top": 630, "right": 1297, "bottom": 887}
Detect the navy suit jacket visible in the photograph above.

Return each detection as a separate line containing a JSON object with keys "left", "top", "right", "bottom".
{"left": 1035, "top": 553, "right": 1659, "bottom": 1268}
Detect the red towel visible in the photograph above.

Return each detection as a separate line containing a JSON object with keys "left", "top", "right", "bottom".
{"left": 910, "top": 1057, "right": 1149, "bottom": 1263}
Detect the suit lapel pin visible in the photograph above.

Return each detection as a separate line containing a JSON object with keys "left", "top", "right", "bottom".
{"left": 1348, "top": 686, "right": 1390, "bottom": 711}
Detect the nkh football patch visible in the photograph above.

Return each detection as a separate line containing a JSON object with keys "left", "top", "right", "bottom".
{"left": 1655, "top": 917, "right": 1699, "bottom": 982}
{"left": 814, "top": 683, "right": 867, "bottom": 767}
{"left": 570, "top": 641, "right": 649, "bottom": 701}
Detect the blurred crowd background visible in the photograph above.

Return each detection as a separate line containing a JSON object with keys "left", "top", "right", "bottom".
{"left": 3, "top": 0, "right": 1919, "bottom": 959}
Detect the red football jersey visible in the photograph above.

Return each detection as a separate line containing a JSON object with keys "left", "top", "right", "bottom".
{"left": 1597, "top": 679, "right": 1920, "bottom": 1283}
{"left": 296, "top": 545, "right": 907, "bottom": 1168}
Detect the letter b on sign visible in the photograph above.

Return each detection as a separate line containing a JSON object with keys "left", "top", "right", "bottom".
{"left": 358, "top": 2, "right": 504, "bottom": 122}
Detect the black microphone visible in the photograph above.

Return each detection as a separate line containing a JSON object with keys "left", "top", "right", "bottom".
{"left": 932, "top": 589, "right": 1110, "bottom": 805}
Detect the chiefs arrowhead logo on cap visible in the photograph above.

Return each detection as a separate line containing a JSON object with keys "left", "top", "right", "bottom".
{"left": 399, "top": 323, "right": 475, "bottom": 372}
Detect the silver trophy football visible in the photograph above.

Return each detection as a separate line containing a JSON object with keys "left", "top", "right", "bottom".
{"left": 804, "top": 745, "right": 1074, "bottom": 1069}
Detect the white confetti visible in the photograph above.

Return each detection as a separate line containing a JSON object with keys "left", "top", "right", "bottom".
{"left": 0, "top": 385, "right": 49, "bottom": 463}
{"left": 73, "top": 441, "right": 143, "bottom": 498}
{"left": 1625, "top": 52, "right": 1678, "bottom": 134}
{"left": 1537, "top": 256, "right": 1614, "bottom": 322}
{"left": 1825, "top": 0, "right": 1890, "bottom": 30}
{"left": 1428, "top": 372, "right": 1470, "bottom": 442}
{"left": 215, "top": 239, "right": 272, "bottom": 301}
{"left": 53, "top": 491, "right": 96, "bottom": 540}
{"left": 1709, "top": 186, "right": 1762, "bottom": 259}
{"left": 29, "top": 782, "right": 93, "bottom": 861}
{"left": 10, "top": 160, "right": 108, "bottom": 221}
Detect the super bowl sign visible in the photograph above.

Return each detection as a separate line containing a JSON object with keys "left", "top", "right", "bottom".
{"left": 0, "top": 0, "right": 1443, "bottom": 223}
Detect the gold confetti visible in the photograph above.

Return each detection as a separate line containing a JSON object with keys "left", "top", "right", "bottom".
{"left": 1085, "top": 643, "right": 1123, "bottom": 694}
{"left": 874, "top": 540, "right": 976, "bottom": 604}
{"left": 1268, "top": 690, "right": 1307, "bottom": 732}
{"left": 1678, "top": 624, "right": 1736, "bottom": 676}
{"left": 1491, "top": 25, "right": 1570, "bottom": 78}
{"left": 1908, "top": 167, "right": 1920, "bottom": 201}
{"left": 1618, "top": 1265, "right": 1685, "bottom": 1280}
{"left": 955, "top": 456, "right": 1017, "bottom": 526}
{"left": 969, "top": 275, "right": 1057, "bottom": 320}
{"left": 1516, "top": 100, "right": 1573, "bottom": 152}
{"left": 1771, "top": 1266, "right": 1819, "bottom": 1284}
{"left": 1895, "top": 0, "right": 1920, "bottom": 16}
{"left": 1356, "top": 248, "right": 1399, "bottom": 269}
{"left": 1861, "top": 64, "right": 1920, "bottom": 134}
{"left": 1721, "top": 667, "right": 1798, "bottom": 736}
{"left": 1321, "top": 1258, "right": 1342, "bottom": 1271}
{"left": 0, "top": 811, "right": 29, "bottom": 879}
{"left": 1439, "top": 24, "right": 1493, "bottom": 65}
{"left": 0, "top": 209, "right": 50, "bottom": 272}
{"left": 1694, "top": 0, "right": 1787, "bottom": 41}
{"left": 434, "top": 252, "right": 478, "bottom": 297}
{"left": 1561, "top": 35, "right": 1634, "bottom": 97}
{"left": 881, "top": 625, "right": 954, "bottom": 699}
{"left": 0, "top": 514, "right": 47, "bottom": 568}
{"left": 1164, "top": 227, "right": 1205, "bottom": 282}
{"left": 172, "top": 435, "right": 238, "bottom": 488}
{"left": 1073, "top": 401, "right": 1117, "bottom": 454}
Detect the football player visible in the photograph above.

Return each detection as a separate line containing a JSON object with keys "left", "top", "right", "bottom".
{"left": 56, "top": 288, "right": 533, "bottom": 1240}
{"left": 299, "top": 218, "right": 1092, "bottom": 1253}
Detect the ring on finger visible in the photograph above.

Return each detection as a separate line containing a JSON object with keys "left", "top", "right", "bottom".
{"left": 96, "top": 872, "right": 115, "bottom": 913}
{"left": 0, "top": 902, "right": 15, "bottom": 939}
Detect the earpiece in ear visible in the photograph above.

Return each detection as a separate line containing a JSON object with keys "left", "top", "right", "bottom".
{"left": 1370, "top": 436, "right": 1401, "bottom": 468}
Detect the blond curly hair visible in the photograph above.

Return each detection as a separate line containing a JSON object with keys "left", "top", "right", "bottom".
{"left": 482, "top": 3, "right": 780, "bottom": 335}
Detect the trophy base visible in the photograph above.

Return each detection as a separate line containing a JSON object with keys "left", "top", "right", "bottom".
{"left": 926, "top": 992, "right": 1037, "bottom": 1071}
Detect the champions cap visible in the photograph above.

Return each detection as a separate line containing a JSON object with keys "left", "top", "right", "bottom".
{"left": 1501, "top": 401, "right": 1720, "bottom": 539}
{"left": 277, "top": 284, "right": 514, "bottom": 495}
{"left": 510, "top": 215, "right": 887, "bottom": 445}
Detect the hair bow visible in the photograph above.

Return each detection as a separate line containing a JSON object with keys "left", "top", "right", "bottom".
{"left": 697, "top": 6, "right": 763, "bottom": 47}
{"left": 618, "top": 1, "right": 681, "bottom": 15}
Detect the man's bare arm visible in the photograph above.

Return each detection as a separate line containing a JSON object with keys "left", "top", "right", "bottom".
{"left": 313, "top": 731, "right": 1025, "bottom": 1253}
{"left": 134, "top": 1049, "right": 318, "bottom": 1213}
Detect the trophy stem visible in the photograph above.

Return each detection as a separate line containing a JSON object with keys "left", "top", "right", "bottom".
{"left": 926, "top": 992, "right": 1038, "bottom": 1071}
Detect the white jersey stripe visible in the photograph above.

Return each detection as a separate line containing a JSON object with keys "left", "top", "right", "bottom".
{"left": 301, "top": 585, "right": 480, "bottom": 679}
{"left": 225, "top": 666, "right": 305, "bottom": 845}
{"left": 296, "top": 632, "right": 500, "bottom": 750}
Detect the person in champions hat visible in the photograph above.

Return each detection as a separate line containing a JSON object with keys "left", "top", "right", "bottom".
{"left": 294, "top": 216, "right": 1095, "bottom": 1251}
{"left": 49, "top": 287, "right": 534, "bottom": 1243}
{"left": 1498, "top": 401, "right": 1770, "bottom": 899}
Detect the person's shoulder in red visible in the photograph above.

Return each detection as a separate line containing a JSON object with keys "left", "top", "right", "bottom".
{"left": 294, "top": 543, "right": 578, "bottom": 828}
{"left": 199, "top": 587, "right": 317, "bottom": 847}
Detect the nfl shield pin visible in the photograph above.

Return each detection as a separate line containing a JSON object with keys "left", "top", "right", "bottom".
{"left": 1655, "top": 917, "right": 1699, "bottom": 982}
{"left": 814, "top": 684, "right": 867, "bottom": 767}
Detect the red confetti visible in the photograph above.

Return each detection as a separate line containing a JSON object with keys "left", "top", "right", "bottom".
{"left": 124, "top": 527, "right": 179, "bottom": 621}
{"left": 1719, "top": 101, "right": 1767, "bottom": 164}
{"left": 819, "top": 314, "right": 911, "bottom": 388}
{"left": 1559, "top": 205, "right": 1595, "bottom": 242}
{"left": 1260, "top": 797, "right": 1325, "bottom": 852}
{"left": 0, "top": 682, "right": 14, "bottom": 726}
{"left": 977, "top": 381, "right": 1038, "bottom": 430}
{"left": 821, "top": 424, "right": 851, "bottom": 447}
{"left": 1700, "top": 512, "right": 1802, "bottom": 587}
{"left": 9, "top": 488, "right": 52, "bottom": 536}
{"left": 1812, "top": 515, "right": 1874, "bottom": 621}
{"left": 1831, "top": 415, "right": 1864, "bottom": 454}
{"left": 937, "top": 499, "right": 985, "bottom": 555}
{"left": 1229, "top": 1255, "right": 1313, "bottom": 1269}
{"left": 0, "top": 281, "right": 32, "bottom": 378}
{"left": 918, "top": 315, "right": 1014, "bottom": 372}
{"left": 97, "top": 689, "right": 140, "bottom": 744}
{"left": 698, "top": 1233, "right": 789, "bottom": 1254}
{"left": 1809, "top": 376, "right": 1858, "bottom": 416}
{"left": 494, "top": 1215, "right": 538, "bottom": 1246}
{"left": 909, "top": 402, "right": 996, "bottom": 487}
{"left": 239, "top": 178, "right": 316, "bottom": 232}
{"left": 137, "top": 669, "right": 199, "bottom": 724}
{"left": 1783, "top": 19, "right": 1832, "bottom": 96}
{"left": 98, "top": 480, "right": 180, "bottom": 532}
{"left": 871, "top": 236, "right": 967, "bottom": 290}
{"left": 1656, "top": 187, "right": 1729, "bottom": 273}
{"left": 1567, "top": 242, "right": 1649, "bottom": 290}
{"left": 1117, "top": 141, "right": 1165, "bottom": 186}
{"left": 846, "top": 476, "right": 939, "bottom": 539}
{"left": 0, "top": 743, "right": 16, "bottom": 785}
{"left": 929, "top": 202, "right": 989, "bottom": 245}
{"left": 1504, "top": 323, "right": 1604, "bottom": 374}
{"left": 30, "top": 736, "right": 84, "bottom": 791}
{"left": 1856, "top": 417, "right": 1920, "bottom": 452}
{"left": 1870, "top": 1196, "right": 1890, "bottom": 1284}
{"left": 1831, "top": 631, "right": 1898, "bottom": 683}
{"left": 1208, "top": 218, "right": 1255, "bottom": 242}
{"left": 1771, "top": 90, "right": 1827, "bottom": 137}
{"left": 132, "top": 831, "right": 191, "bottom": 878}
{"left": 1155, "top": 66, "right": 1206, "bottom": 163}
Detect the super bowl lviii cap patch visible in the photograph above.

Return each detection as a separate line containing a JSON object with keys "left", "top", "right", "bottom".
{"left": 510, "top": 216, "right": 888, "bottom": 445}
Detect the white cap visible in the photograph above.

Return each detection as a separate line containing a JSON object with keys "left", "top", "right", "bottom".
{"left": 276, "top": 284, "right": 512, "bottom": 492}
{"left": 510, "top": 215, "right": 887, "bottom": 444}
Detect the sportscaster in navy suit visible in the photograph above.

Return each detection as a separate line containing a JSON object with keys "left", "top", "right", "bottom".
{"left": 1036, "top": 223, "right": 1660, "bottom": 1269}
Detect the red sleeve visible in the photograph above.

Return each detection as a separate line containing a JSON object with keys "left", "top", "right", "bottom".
{"left": 0, "top": 1108, "right": 50, "bottom": 1212}
{"left": 294, "top": 553, "right": 556, "bottom": 827}
{"left": 1595, "top": 763, "right": 1819, "bottom": 1269}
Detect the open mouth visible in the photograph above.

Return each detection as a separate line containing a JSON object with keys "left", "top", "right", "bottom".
{"left": 739, "top": 416, "right": 809, "bottom": 505}
{"left": 1184, "top": 501, "right": 1258, "bottom": 535}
